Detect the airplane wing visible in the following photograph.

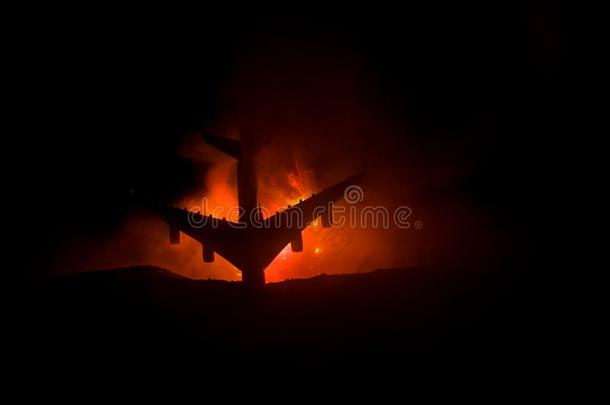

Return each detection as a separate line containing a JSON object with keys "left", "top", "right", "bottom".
{"left": 130, "top": 171, "right": 364, "bottom": 273}
{"left": 130, "top": 191, "right": 242, "bottom": 262}
{"left": 235, "top": 172, "right": 365, "bottom": 269}
{"left": 265, "top": 172, "right": 365, "bottom": 231}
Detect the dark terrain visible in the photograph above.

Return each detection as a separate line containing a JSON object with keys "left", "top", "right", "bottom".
{"left": 13, "top": 265, "right": 543, "bottom": 363}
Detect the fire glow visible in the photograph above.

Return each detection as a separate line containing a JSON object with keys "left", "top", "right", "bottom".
{"left": 171, "top": 153, "right": 341, "bottom": 282}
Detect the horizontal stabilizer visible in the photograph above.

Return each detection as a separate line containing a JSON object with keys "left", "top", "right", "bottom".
{"left": 202, "top": 133, "right": 241, "bottom": 160}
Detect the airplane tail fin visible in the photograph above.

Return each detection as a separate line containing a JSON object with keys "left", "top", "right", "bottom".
{"left": 202, "top": 133, "right": 242, "bottom": 160}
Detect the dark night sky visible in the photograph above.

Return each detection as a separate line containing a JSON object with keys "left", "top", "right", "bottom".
{"left": 8, "top": 3, "right": 564, "bottom": 280}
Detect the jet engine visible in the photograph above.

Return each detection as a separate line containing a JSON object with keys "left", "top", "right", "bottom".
{"left": 290, "top": 232, "right": 303, "bottom": 252}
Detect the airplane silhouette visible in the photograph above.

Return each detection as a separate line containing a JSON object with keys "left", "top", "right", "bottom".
{"left": 134, "top": 131, "right": 363, "bottom": 288}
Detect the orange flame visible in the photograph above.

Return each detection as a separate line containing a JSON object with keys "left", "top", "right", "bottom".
{"left": 169, "top": 159, "right": 342, "bottom": 282}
